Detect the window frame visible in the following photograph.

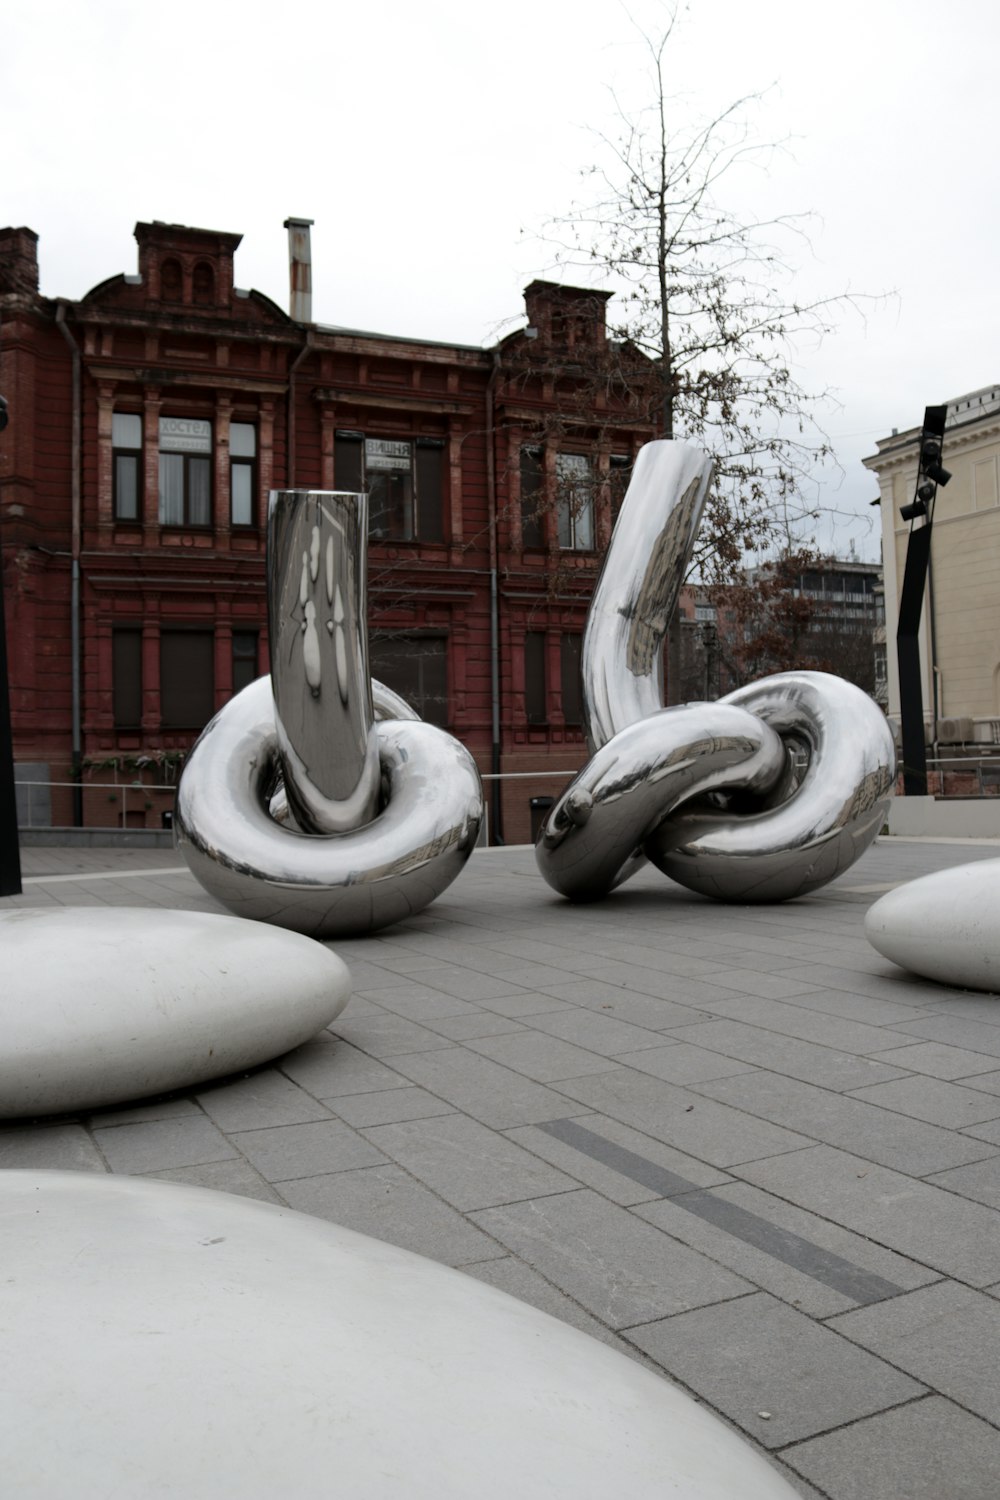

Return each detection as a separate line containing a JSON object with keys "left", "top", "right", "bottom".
{"left": 229, "top": 421, "right": 257, "bottom": 528}
{"left": 334, "top": 430, "right": 445, "bottom": 544}
{"left": 231, "top": 629, "right": 259, "bottom": 695}
{"left": 158, "top": 416, "right": 213, "bottom": 529}
{"left": 159, "top": 628, "right": 216, "bottom": 730}
{"left": 555, "top": 452, "right": 595, "bottom": 552}
{"left": 112, "top": 412, "right": 143, "bottom": 523}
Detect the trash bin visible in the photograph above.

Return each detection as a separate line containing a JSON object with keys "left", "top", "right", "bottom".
{"left": 529, "top": 795, "right": 555, "bottom": 842}
{"left": 161, "top": 810, "right": 174, "bottom": 831}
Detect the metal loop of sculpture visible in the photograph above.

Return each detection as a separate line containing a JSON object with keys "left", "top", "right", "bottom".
{"left": 536, "top": 441, "right": 896, "bottom": 904}
{"left": 175, "top": 491, "right": 484, "bottom": 937}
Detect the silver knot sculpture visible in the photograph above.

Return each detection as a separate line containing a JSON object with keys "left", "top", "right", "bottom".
{"left": 175, "top": 491, "right": 484, "bottom": 937}
{"left": 536, "top": 442, "right": 895, "bottom": 904}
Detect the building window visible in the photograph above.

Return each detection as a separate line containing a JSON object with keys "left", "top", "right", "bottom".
{"left": 695, "top": 604, "right": 718, "bottom": 623}
{"left": 556, "top": 453, "right": 594, "bottom": 550}
{"left": 192, "top": 261, "right": 214, "bottom": 306}
{"left": 112, "top": 628, "right": 142, "bottom": 727}
{"left": 159, "top": 417, "right": 212, "bottom": 526}
{"left": 160, "top": 630, "right": 214, "bottom": 728}
{"left": 525, "top": 631, "right": 547, "bottom": 724}
{"left": 561, "top": 633, "right": 583, "bottom": 726}
{"left": 369, "top": 634, "right": 448, "bottom": 726}
{"left": 232, "top": 630, "right": 259, "bottom": 694}
{"left": 609, "top": 454, "right": 631, "bottom": 526}
{"left": 230, "top": 423, "right": 257, "bottom": 526}
{"left": 112, "top": 413, "right": 142, "bottom": 521}
{"left": 333, "top": 432, "right": 444, "bottom": 542}
{"left": 160, "top": 258, "right": 182, "bottom": 301}
{"left": 520, "top": 446, "right": 545, "bottom": 548}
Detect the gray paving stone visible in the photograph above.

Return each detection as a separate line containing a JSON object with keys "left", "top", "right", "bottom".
{"left": 88, "top": 1095, "right": 202, "bottom": 1127}
{"left": 774, "top": 965, "right": 935, "bottom": 1019}
{"left": 738, "top": 1145, "right": 1000, "bottom": 1286}
{"left": 847, "top": 1074, "right": 1000, "bottom": 1128}
{"left": 418, "top": 1011, "right": 527, "bottom": 1041}
{"left": 354, "top": 983, "right": 479, "bottom": 1021}
{"left": 144, "top": 1158, "right": 284, "bottom": 1203}
{"left": 389, "top": 1046, "right": 581, "bottom": 1129}
{"left": 465, "top": 1030, "right": 617, "bottom": 1082}
{"left": 195, "top": 1070, "right": 333, "bottom": 1131}
{"left": 526, "top": 1007, "right": 666, "bottom": 1055}
{"left": 669, "top": 1018, "right": 912, "bottom": 1091}
{"left": 924, "top": 1156, "right": 1000, "bottom": 1209}
{"left": 955, "top": 1115, "right": 1000, "bottom": 1147}
{"left": 634, "top": 1180, "right": 938, "bottom": 1318}
{"left": 361, "top": 1114, "right": 576, "bottom": 1210}
{"left": 626, "top": 1292, "right": 924, "bottom": 1449}
{"left": 894, "top": 1012, "right": 1000, "bottom": 1058}
{"left": 230, "top": 1119, "right": 387, "bottom": 1182}
{"left": 672, "top": 967, "right": 829, "bottom": 1001}
{"left": 329, "top": 1011, "right": 446, "bottom": 1056}
{"left": 461, "top": 1255, "right": 641, "bottom": 1355}
{"left": 552, "top": 1067, "right": 814, "bottom": 1166}
{"left": 618, "top": 1042, "right": 758, "bottom": 1086}
{"left": 829, "top": 1281, "right": 1000, "bottom": 1428}
{"left": 472, "top": 1187, "right": 750, "bottom": 1327}
{"left": 0, "top": 1124, "right": 106, "bottom": 1172}
{"left": 398, "top": 965, "right": 530, "bottom": 1002}
{"left": 783, "top": 1396, "right": 1000, "bottom": 1500}
{"left": 694, "top": 1069, "right": 994, "bottom": 1175}
{"left": 870, "top": 1040, "right": 1000, "bottom": 1080}
{"left": 279, "top": 1163, "right": 501, "bottom": 1266}
{"left": 956, "top": 1069, "right": 1000, "bottom": 1096}
{"left": 682, "top": 995, "right": 918, "bottom": 1054}
{"left": 278, "top": 1036, "right": 411, "bottom": 1097}
{"left": 329, "top": 1087, "right": 456, "bottom": 1128}
{"left": 477, "top": 990, "right": 575, "bottom": 1018}
{"left": 534, "top": 978, "right": 709, "bottom": 1028}
{"left": 505, "top": 1115, "right": 733, "bottom": 1205}
{"left": 94, "top": 1116, "right": 237, "bottom": 1174}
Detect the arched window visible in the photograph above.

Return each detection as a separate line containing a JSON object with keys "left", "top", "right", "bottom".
{"left": 192, "top": 262, "right": 214, "bottom": 306}
{"left": 160, "top": 258, "right": 182, "bottom": 301}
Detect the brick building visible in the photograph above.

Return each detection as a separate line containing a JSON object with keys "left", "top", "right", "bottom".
{"left": 0, "top": 219, "right": 657, "bottom": 843}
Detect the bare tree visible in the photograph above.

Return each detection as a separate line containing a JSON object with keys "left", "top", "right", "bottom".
{"left": 542, "top": 9, "right": 875, "bottom": 581}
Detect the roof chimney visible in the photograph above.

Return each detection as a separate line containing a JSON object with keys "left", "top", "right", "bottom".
{"left": 283, "top": 217, "right": 314, "bottom": 323}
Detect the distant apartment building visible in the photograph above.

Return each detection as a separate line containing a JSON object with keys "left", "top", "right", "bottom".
{"left": 865, "top": 386, "right": 1000, "bottom": 747}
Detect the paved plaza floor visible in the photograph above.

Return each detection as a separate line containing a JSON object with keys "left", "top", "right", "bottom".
{"left": 6, "top": 834, "right": 1000, "bottom": 1497}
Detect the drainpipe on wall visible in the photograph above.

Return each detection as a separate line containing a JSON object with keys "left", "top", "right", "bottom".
{"left": 55, "top": 303, "right": 83, "bottom": 827}
{"left": 485, "top": 350, "right": 504, "bottom": 844}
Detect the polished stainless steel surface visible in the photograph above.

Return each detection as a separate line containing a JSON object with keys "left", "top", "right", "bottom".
{"left": 582, "top": 441, "right": 714, "bottom": 753}
{"left": 538, "top": 439, "right": 895, "bottom": 905}
{"left": 268, "top": 491, "right": 380, "bottom": 835}
{"left": 176, "top": 492, "right": 483, "bottom": 937}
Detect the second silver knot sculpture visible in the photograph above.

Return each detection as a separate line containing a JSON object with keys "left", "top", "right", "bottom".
{"left": 175, "top": 490, "right": 483, "bottom": 937}
{"left": 535, "top": 442, "right": 895, "bottom": 904}
{"left": 176, "top": 443, "right": 894, "bottom": 939}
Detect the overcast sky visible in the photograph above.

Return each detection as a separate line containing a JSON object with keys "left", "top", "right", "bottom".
{"left": 5, "top": 0, "right": 997, "bottom": 560}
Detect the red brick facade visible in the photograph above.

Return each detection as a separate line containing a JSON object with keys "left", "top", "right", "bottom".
{"left": 1, "top": 221, "right": 658, "bottom": 843}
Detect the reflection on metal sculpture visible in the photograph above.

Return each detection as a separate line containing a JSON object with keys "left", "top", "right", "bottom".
{"left": 536, "top": 441, "right": 895, "bottom": 903}
{"left": 175, "top": 491, "right": 483, "bottom": 937}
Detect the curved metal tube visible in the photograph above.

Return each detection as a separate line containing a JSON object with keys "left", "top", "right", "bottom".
{"left": 537, "top": 439, "right": 896, "bottom": 905}
{"left": 176, "top": 490, "right": 484, "bottom": 936}
{"left": 176, "top": 678, "right": 483, "bottom": 937}
{"left": 647, "top": 673, "right": 896, "bottom": 901}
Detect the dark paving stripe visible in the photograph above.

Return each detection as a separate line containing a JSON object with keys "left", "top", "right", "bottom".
{"left": 539, "top": 1117, "right": 903, "bottom": 1306}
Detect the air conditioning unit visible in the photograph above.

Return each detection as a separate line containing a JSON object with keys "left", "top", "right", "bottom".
{"left": 936, "top": 717, "right": 975, "bottom": 743}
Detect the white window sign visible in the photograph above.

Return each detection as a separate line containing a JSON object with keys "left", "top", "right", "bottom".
{"left": 160, "top": 417, "right": 212, "bottom": 454}
{"left": 365, "top": 438, "right": 411, "bottom": 472}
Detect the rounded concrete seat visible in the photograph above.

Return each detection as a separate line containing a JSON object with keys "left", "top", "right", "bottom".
{"left": 0, "top": 1171, "right": 798, "bottom": 1498}
{"left": 0, "top": 907, "right": 350, "bottom": 1115}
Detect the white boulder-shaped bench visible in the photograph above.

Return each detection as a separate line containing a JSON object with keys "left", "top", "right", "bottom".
{"left": 0, "top": 1171, "right": 799, "bottom": 1498}
{"left": 0, "top": 908, "right": 350, "bottom": 1115}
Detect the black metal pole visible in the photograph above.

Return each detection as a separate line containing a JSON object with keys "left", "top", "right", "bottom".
{"left": 0, "top": 392, "right": 23, "bottom": 895}
{"left": 895, "top": 404, "right": 949, "bottom": 799}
